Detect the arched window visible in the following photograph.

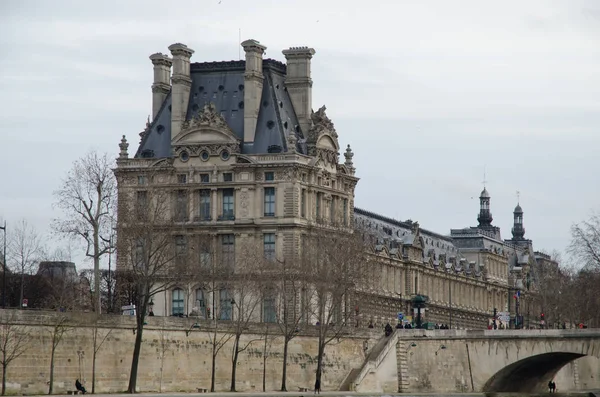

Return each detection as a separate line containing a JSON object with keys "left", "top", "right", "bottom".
{"left": 196, "top": 288, "right": 206, "bottom": 318}
{"left": 172, "top": 288, "right": 184, "bottom": 316}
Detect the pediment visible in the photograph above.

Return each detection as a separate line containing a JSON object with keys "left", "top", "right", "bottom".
{"left": 174, "top": 127, "right": 239, "bottom": 145}
{"left": 173, "top": 103, "right": 239, "bottom": 145}
{"left": 316, "top": 134, "right": 339, "bottom": 151}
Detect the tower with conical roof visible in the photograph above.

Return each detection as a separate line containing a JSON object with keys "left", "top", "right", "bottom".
{"left": 477, "top": 187, "right": 493, "bottom": 229}
{"left": 511, "top": 202, "right": 525, "bottom": 240}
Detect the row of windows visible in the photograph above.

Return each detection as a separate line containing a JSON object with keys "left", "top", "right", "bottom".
{"left": 170, "top": 233, "right": 277, "bottom": 263}
{"left": 137, "top": 187, "right": 349, "bottom": 225}
{"left": 171, "top": 288, "right": 276, "bottom": 322}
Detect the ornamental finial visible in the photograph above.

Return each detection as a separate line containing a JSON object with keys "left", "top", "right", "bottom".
{"left": 119, "top": 135, "right": 129, "bottom": 159}
{"left": 344, "top": 144, "right": 354, "bottom": 168}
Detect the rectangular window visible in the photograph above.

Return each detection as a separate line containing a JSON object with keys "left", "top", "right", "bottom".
{"left": 223, "top": 173, "right": 233, "bottom": 182}
{"left": 263, "top": 296, "right": 276, "bottom": 323}
{"left": 134, "top": 239, "right": 144, "bottom": 268}
{"left": 330, "top": 196, "right": 336, "bottom": 222}
{"left": 219, "top": 289, "right": 232, "bottom": 320}
{"left": 196, "top": 289, "right": 207, "bottom": 319}
{"left": 199, "top": 190, "right": 211, "bottom": 220}
{"left": 136, "top": 190, "right": 147, "bottom": 212}
{"left": 221, "top": 234, "right": 235, "bottom": 269}
{"left": 177, "top": 174, "right": 187, "bottom": 184}
{"left": 264, "top": 233, "right": 276, "bottom": 261}
{"left": 175, "top": 235, "right": 187, "bottom": 257}
{"left": 264, "top": 187, "right": 275, "bottom": 217}
{"left": 265, "top": 172, "right": 274, "bottom": 181}
{"left": 231, "top": 109, "right": 238, "bottom": 119}
{"left": 172, "top": 289, "right": 184, "bottom": 316}
{"left": 137, "top": 175, "right": 147, "bottom": 185}
{"left": 199, "top": 243, "right": 211, "bottom": 270}
{"left": 200, "top": 174, "right": 209, "bottom": 183}
{"left": 222, "top": 189, "right": 234, "bottom": 220}
{"left": 301, "top": 189, "right": 306, "bottom": 218}
{"left": 343, "top": 198, "right": 348, "bottom": 225}
{"left": 316, "top": 192, "right": 322, "bottom": 219}
{"left": 175, "top": 190, "right": 188, "bottom": 222}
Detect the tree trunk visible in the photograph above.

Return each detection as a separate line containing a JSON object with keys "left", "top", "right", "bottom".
{"left": 210, "top": 348, "right": 217, "bottom": 392}
{"left": 49, "top": 344, "right": 56, "bottom": 394}
{"left": 230, "top": 334, "right": 240, "bottom": 392}
{"left": 263, "top": 331, "right": 268, "bottom": 392}
{"left": 92, "top": 346, "right": 97, "bottom": 394}
{"left": 127, "top": 321, "right": 144, "bottom": 393}
{"left": 93, "top": 230, "right": 101, "bottom": 314}
{"left": 2, "top": 363, "right": 6, "bottom": 396}
{"left": 280, "top": 336, "right": 289, "bottom": 391}
{"left": 315, "top": 339, "right": 325, "bottom": 392}
{"left": 19, "top": 272, "right": 25, "bottom": 310}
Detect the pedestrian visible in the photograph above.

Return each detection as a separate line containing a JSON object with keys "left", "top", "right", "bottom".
{"left": 548, "top": 380, "right": 553, "bottom": 393}
{"left": 75, "top": 379, "right": 87, "bottom": 395}
{"left": 314, "top": 378, "right": 321, "bottom": 394}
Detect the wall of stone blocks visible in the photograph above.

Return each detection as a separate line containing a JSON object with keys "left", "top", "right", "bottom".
{"left": 1, "top": 310, "right": 381, "bottom": 395}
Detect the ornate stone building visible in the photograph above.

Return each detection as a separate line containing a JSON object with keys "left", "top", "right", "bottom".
{"left": 115, "top": 39, "right": 545, "bottom": 329}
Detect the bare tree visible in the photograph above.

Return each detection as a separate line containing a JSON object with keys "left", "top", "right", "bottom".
{"left": 7, "top": 219, "right": 42, "bottom": 309}
{"left": 116, "top": 182, "right": 189, "bottom": 394}
{"left": 47, "top": 315, "right": 73, "bottom": 395}
{"left": 53, "top": 151, "right": 116, "bottom": 314}
{"left": 90, "top": 316, "right": 113, "bottom": 394}
{"left": 569, "top": 213, "right": 600, "bottom": 270}
{"left": 0, "top": 311, "right": 32, "bottom": 395}
{"left": 266, "top": 257, "right": 307, "bottom": 391}
{"left": 301, "top": 223, "right": 368, "bottom": 391}
{"left": 261, "top": 323, "right": 278, "bottom": 392}
{"left": 228, "top": 240, "right": 263, "bottom": 392}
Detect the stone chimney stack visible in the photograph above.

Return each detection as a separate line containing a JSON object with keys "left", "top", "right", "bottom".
{"left": 149, "top": 53, "right": 172, "bottom": 120}
{"left": 282, "top": 46, "right": 316, "bottom": 136}
{"left": 241, "top": 39, "right": 267, "bottom": 144}
{"left": 168, "top": 43, "right": 194, "bottom": 138}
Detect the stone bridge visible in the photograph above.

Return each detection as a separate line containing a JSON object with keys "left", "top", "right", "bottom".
{"left": 350, "top": 329, "right": 600, "bottom": 394}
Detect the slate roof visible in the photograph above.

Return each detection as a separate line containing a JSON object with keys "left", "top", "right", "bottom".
{"left": 135, "top": 59, "right": 304, "bottom": 158}
{"left": 354, "top": 207, "right": 461, "bottom": 261}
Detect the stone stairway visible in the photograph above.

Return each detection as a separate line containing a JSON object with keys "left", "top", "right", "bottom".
{"left": 339, "top": 331, "right": 398, "bottom": 391}
{"left": 396, "top": 340, "right": 410, "bottom": 392}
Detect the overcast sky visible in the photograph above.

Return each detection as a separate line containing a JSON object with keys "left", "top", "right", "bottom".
{"left": 1, "top": 0, "right": 599, "bottom": 269}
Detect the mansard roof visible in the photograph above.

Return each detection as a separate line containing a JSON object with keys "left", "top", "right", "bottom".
{"left": 135, "top": 59, "right": 304, "bottom": 158}
{"left": 354, "top": 207, "right": 460, "bottom": 260}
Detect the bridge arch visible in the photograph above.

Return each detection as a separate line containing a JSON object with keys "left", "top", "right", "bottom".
{"left": 482, "top": 352, "right": 585, "bottom": 393}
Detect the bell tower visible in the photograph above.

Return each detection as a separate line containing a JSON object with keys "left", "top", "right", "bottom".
{"left": 511, "top": 192, "right": 525, "bottom": 240}
{"left": 477, "top": 187, "right": 493, "bottom": 229}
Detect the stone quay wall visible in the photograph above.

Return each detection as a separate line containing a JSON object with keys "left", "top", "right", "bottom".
{"left": 1, "top": 310, "right": 382, "bottom": 395}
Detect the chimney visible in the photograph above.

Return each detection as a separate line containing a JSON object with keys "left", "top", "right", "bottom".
{"left": 241, "top": 39, "right": 267, "bottom": 143}
{"left": 282, "top": 46, "right": 316, "bottom": 136}
{"left": 168, "top": 43, "right": 194, "bottom": 138}
{"left": 149, "top": 53, "right": 172, "bottom": 120}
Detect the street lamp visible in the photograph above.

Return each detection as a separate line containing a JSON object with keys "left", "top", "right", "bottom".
{"left": 0, "top": 221, "right": 6, "bottom": 309}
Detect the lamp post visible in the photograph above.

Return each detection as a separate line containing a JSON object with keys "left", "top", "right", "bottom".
{"left": 448, "top": 278, "right": 452, "bottom": 329}
{"left": 0, "top": 221, "right": 6, "bottom": 309}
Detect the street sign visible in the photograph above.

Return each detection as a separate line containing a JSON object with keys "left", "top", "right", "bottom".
{"left": 397, "top": 312, "right": 404, "bottom": 320}
{"left": 498, "top": 311, "right": 510, "bottom": 322}
{"left": 22, "top": 299, "right": 28, "bottom": 308}
{"left": 121, "top": 304, "right": 136, "bottom": 316}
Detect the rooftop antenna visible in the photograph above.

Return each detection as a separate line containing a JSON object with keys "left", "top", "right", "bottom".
{"left": 482, "top": 166, "right": 487, "bottom": 188}
{"left": 238, "top": 28, "right": 241, "bottom": 60}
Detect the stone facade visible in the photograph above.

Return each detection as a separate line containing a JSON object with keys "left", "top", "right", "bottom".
{"left": 1, "top": 310, "right": 381, "bottom": 394}
{"left": 116, "top": 38, "right": 549, "bottom": 331}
